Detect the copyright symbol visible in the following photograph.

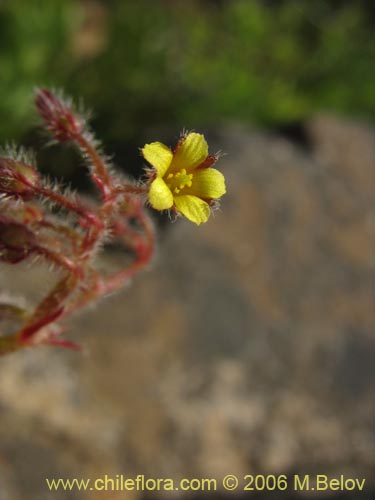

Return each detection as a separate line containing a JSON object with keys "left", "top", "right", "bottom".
{"left": 222, "top": 475, "right": 239, "bottom": 491}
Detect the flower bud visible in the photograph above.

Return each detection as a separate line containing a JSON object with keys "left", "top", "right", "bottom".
{"left": 35, "top": 88, "right": 84, "bottom": 142}
{"left": 0, "top": 158, "right": 39, "bottom": 198}
{"left": 0, "top": 217, "right": 36, "bottom": 263}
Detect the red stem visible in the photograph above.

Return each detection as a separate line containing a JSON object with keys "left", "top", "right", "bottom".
{"left": 75, "top": 134, "right": 113, "bottom": 198}
{"left": 101, "top": 210, "right": 155, "bottom": 295}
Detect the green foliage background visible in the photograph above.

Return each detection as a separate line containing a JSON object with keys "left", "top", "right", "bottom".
{"left": 0, "top": 0, "right": 373, "bottom": 147}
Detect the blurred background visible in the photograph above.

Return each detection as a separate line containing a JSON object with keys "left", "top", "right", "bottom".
{"left": 0, "top": 0, "right": 373, "bottom": 499}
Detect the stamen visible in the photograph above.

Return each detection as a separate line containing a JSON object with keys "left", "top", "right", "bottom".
{"left": 165, "top": 169, "right": 193, "bottom": 194}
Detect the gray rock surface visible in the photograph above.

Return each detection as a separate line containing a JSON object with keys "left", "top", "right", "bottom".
{"left": 0, "top": 116, "right": 373, "bottom": 499}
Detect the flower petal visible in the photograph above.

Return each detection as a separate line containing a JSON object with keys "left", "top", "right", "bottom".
{"left": 170, "top": 133, "right": 208, "bottom": 172}
{"left": 185, "top": 168, "right": 226, "bottom": 199}
{"left": 149, "top": 178, "right": 173, "bottom": 210}
{"left": 142, "top": 142, "right": 173, "bottom": 177}
{"left": 174, "top": 195, "right": 210, "bottom": 225}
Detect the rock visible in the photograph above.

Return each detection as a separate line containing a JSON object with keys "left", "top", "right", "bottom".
{"left": 0, "top": 116, "right": 373, "bottom": 499}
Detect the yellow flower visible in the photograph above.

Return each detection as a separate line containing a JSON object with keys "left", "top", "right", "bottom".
{"left": 142, "top": 132, "right": 226, "bottom": 225}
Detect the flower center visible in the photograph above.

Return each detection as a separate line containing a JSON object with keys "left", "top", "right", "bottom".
{"left": 165, "top": 168, "right": 193, "bottom": 195}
